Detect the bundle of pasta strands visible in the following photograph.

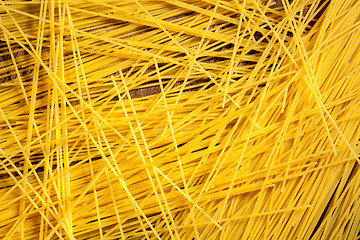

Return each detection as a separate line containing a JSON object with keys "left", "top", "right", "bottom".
{"left": 1, "top": 0, "right": 360, "bottom": 239}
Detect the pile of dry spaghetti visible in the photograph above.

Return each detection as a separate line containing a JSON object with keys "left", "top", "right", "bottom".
{"left": 1, "top": 0, "right": 360, "bottom": 239}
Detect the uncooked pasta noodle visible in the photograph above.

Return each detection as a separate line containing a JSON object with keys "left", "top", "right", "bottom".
{"left": 0, "top": 0, "right": 360, "bottom": 239}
